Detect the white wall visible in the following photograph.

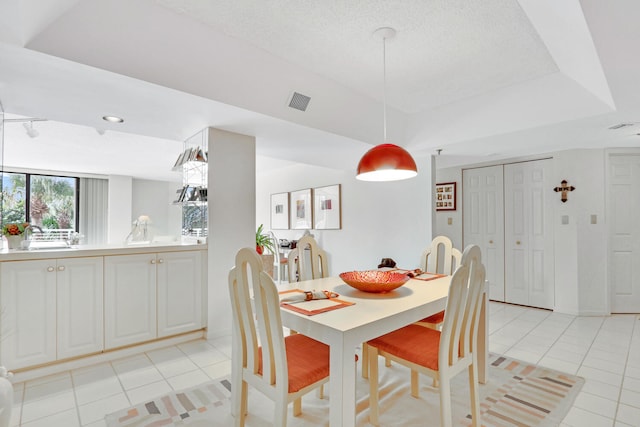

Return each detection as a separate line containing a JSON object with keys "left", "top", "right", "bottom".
{"left": 256, "top": 156, "right": 434, "bottom": 276}
{"left": 107, "top": 175, "right": 132, "bottom": 244}
{"left": 207, "top": 128, "right": 256, "bottom": 337}
{"left": 434, "top": 149, "right": 608, "bottom": 315}
{"left": 131, "top": 178, "right": 182, "bottom": 239}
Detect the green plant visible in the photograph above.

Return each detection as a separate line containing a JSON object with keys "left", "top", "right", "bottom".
{"left": 255, "top": 224, "right": 274, "bottom": 255}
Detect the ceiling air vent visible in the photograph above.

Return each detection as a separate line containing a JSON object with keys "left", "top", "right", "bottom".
{"left": 288, "top": 92, "right": 311, "bottom": 112}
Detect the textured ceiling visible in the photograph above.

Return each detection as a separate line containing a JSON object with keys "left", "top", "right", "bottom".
{"left": 155, "top": 0, "right": 558, "bottom": 113}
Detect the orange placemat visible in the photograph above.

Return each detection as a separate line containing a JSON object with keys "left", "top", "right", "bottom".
{"left": 390, "top": 268, "right": 447, "bottom": 282}
{"left": 279, "top": 289, "right": 355, "bottom": 316}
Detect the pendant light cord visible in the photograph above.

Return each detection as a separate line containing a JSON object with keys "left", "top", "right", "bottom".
{"left": 382, "top": 35, "right": 388, "bottom": 143}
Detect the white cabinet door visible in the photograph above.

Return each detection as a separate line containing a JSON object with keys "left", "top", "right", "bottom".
{"left": 463, "top": 165, "right": 505, "bottom": 301}
{"left": 0, "top": 260, "right": 57, "bottom": 370}
{"left": 57, "top": 257, "right": 104, "bottom": 359}
{"left": 157, "top": 251, "right": 204, "bottom": 337}
{"left": 504, "top": 160, "right": 554, "bottom": 309}
{"left": 104, "top": 254, "right": 157, "bottom": 349}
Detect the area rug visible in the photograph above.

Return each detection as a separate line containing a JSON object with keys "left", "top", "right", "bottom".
{"left": 106, "top": 353, "right": 583, "bottom": 426}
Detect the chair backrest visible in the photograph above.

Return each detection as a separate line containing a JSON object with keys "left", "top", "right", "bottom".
{"left": 439, "top": 245, "right": 486, "bottom": 367}
{"left": 287, "top": 248, "right": 299, "bottom": 282}
{"left": 291, "top": 236, "right": 329, "bottom": 281}
{"left": 420, "top": 235, "right": 462, "bottom": 275}
{"left": 228, "top": 248, "right": 288, "bottom": 390}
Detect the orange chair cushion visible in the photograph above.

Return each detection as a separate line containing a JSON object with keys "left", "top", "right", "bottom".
{"left": 419, "top": 309, "right": 445, "bottom": 324}
{"left": 259, "top": 333, "right": 329, "bottom": 393}
{"left": 367, "top": 324, "right": 441, "bottom": 371}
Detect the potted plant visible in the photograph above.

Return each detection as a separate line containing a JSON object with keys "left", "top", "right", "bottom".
{"left": 2, "top": 222, "right": 30, "bottom": 250}
{"left": 255, "top": 224, "right": 274, "bottom": 255}
{"left": 256, "top": 224, "right": 275, "bottom": 278}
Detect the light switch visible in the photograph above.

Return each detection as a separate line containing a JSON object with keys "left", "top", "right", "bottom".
{"left": 590, "top": 214, "right": 597, "bottom": 224}
{"left": 561, "top": 215, "right": 569, "bottom": 225}
{"left": 447, "top": 217, "right": 453, "bottom": 225}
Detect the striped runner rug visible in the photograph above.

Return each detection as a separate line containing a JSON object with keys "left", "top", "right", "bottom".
{"left": 106, "top": 353, "right": 583, "bottom": 426}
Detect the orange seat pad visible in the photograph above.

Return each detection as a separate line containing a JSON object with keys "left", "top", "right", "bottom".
{"left": 367, "top": 324, "right": 441, "bottom": 371}
{"left": 258, "top": 333, "right": 330, "bottom": 393}
{"left": 419, "top": 309, "right": 445, "bottom": 324}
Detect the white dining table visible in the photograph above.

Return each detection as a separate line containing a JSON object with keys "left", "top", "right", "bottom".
{"left": 279, "top": 275, "right": 488, "bottom": 427}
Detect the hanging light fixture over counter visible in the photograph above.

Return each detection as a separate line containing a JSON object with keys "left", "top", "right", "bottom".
{"left": 356, "top": 27, "right": 417, "bottom": 182}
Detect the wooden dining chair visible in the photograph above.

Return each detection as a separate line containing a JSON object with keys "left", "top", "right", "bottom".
{"left": 415, "top": 235, "right": 462, "bottom": 329}
{"left": 287, "top": 235, "right": 329, "bottom": 282}
{"left": 366, "top": 259, "right": 486, "bottom": 427}
{"left": 228, "top": 248, "right": 330, "bottom": 426}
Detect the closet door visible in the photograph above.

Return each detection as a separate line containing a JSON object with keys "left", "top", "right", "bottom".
{"left": 609, "top": 154, "right": 640, "bottom": 312}
{"left": 463, "top": 165, "right": 505, "bottom": 301}
{"left": 504, "top": 160, "right": 554, "bottom": 309}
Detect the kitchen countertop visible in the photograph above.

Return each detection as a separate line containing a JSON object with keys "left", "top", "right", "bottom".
{"left": 0, "top": 241, "right": 208, "bottom": 261}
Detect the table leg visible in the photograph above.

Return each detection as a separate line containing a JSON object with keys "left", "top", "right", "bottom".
{"left": 329, "top": 339, "right": 357, "bottom": 426}
{"left": 478, "top": 292, "right": 488, "bottom": 384}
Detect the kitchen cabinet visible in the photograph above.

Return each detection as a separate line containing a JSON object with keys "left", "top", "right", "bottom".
{"left": 0, "top": 257, "right": 103, "bottom": 369}
{"left": 157, "top": 251, "right": 203, "bottom": 337}
{"left": 104, "top": 250, "right": 204, "bottom": 349}
{"left": 104, "top": 253, "right": 157, "bottom": 349}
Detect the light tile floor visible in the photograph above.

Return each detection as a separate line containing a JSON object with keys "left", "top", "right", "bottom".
{"left": 9, "top": 302, "right": 640, "bottom": 426}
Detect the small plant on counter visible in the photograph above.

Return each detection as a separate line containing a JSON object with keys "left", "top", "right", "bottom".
{"left": 2, "top": 222, "right": 30, "bottom": 237}
{"left": 255, "top": 224, "right": 274, "bottom": 255}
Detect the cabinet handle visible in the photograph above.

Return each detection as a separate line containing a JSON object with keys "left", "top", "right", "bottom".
{"left": 150, "top": 259, "right": 156, "bottom": 264}
{"left": 516, "top": 240, "right": 521, "bottom": 245}
{"left": 489, "top": 240, "right": 493, "bottom": 244}
{"left": 158, "top": 259, "right": 164, "bottom": 264}
{"left": 47, "top": 266, "right": 55, "bottom": 272}
{"left": 58, "top": 266, "right": 65, "bottom": 271}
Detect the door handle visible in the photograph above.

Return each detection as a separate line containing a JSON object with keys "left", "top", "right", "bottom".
{"left": 150, "top": 259, "right": 156, "bottom": 264}
{"left": 58, "top": 266, "right": 65, "bottom": 271}
{"left": 158, "top": 259, "right": 164, "bottom": 264}
{"left": 47, "top": 266, "right": 55, "bottom": 272}
{"left": 516, "top": 241, "right": 521, "bottom": 245}
{"left": 489, "top": 240, "right": 493, "bottom": 244}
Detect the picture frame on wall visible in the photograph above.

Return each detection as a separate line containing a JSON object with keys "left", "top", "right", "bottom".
{"left": 270, "top": 192, "right": 290, "bottom": 229}
{"left": 313, "top": 184, "right": 341, "bottom": 229}
{"left": 290, "top": 188, "right": 313, "bottom": 229}
{"left": 435, "top": 182, "right": 456, "bottom": 211}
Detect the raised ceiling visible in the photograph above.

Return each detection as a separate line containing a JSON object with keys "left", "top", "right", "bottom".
{"left": 1, "top": 0, "right": 639, "bottom": 180}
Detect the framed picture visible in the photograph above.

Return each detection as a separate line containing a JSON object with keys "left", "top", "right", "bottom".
{"left": 435, "top": 182, "right": 456, "bottom": 211}
{"left": 290, "top": 188, "right": 313, "bottom": 229}
{"left": 270, "top": 192, "right": 290, "bottom": 229}
{"left": 313, "top": 184, "right": 341, "bottom": 229}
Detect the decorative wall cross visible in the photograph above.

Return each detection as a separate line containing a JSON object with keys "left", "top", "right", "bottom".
{"left": 554, "top": 180, "right": 575, "bottom": 203}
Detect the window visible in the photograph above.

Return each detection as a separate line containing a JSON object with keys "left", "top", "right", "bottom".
{"left": 1, "top": 171, "right": 79, "bottom": 235}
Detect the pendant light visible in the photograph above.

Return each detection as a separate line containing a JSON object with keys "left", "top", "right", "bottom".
{"left": 356, "top": 27, "right": 417, "bottom": 182}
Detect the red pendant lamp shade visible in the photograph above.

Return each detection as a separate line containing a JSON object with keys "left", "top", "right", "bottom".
{"left": 356, "top": 143, "right": 418, "bottom": 181}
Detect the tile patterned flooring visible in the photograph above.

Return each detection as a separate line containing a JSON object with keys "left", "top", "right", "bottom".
{"left": 9, "top": 302, "right": 640, "bottom": 426}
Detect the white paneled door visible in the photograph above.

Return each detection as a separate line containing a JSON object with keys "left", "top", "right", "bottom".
{"left": 463, "top": 165, "right": 505, "bottom": 301}
{"left": 504, "top": 160, "right": 554, "bottom": 309}
{"left": 609, "top": 154, "right": 640, "bottom": 313}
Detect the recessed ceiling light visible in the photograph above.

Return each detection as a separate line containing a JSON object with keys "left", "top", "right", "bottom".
{"left": 102, "top": 115, "right": 124, "bottom": 123}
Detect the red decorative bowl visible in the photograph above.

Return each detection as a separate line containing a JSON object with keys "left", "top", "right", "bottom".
{"left": 339, "top": 270, "right": 410, "bottom": 293}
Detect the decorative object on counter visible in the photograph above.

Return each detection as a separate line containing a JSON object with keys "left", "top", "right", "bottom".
{"left": 270, "top": 192, "right": 290, "bottom": 229}
{"left": 69, "top": 232, "right": 83, "bottom": 245}
{"left": 313, "top": 184, "right": 341, "bottom": 229}
{"left": 377, "top": 257, "right": 397, "bottom": 268}
{"left": 2, "top": 222, "right": 29, "bottom": 249}
{"left": 554, "top": 179, "right": 575, "bottom": 203}
{"left": 356, "top": 27, "right": 417, "bottom": 182}
{"left": 290, "top": 188, "right": 313, "bottom": 229}
{"left": 339, "top": 270, "right": 409, "bottom": 293}
{"left": 0, "top": 366, "right": 13, "bottom": 427}
{"left": 435, "top": 182, "right": 456, "bottom": 211}
{"left": 125, "top": 215, "right": 151, "bottom": 244}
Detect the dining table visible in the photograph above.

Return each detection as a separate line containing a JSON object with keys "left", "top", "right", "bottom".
{"left": 278, "top": 274, "right": 488, "bottom": 427}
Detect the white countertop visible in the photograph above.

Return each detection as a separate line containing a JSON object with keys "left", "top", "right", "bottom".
{"left": 0, "top": 241, "right": 208, "bottom": 261}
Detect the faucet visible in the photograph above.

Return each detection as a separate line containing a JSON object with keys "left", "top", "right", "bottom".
{"left": 23, "top": 225, "right": 43, "bottom": 246}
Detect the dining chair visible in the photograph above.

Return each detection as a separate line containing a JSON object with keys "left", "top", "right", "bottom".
{"left": 287, "top": 235, "right": 329, "bottom": 282}
{"left": 415, "top": 235, "right": 462, "bottom": 329}
{"left": 228, "top": 248, "right": 330, "bottom": 426}
{"left": 268, "top": 231, "right": 288, "bottom": 284}
{"left": 366, "top": 258, "right": 486, "bottom": 427}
